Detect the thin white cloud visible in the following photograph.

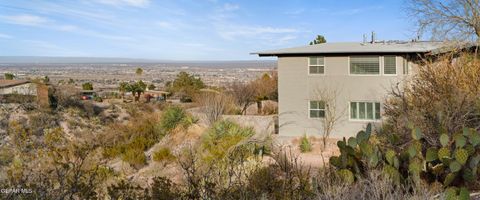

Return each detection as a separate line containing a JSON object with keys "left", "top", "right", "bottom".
{"left": 221, "top": 3, "right": 240, "bottom": 12}
{"left": 218, "top": 25, "right": 298, "bottom": 40}
{"left": 284, "top": 8, "right": 305, "bottom": 15}
{"left": 156, "top": 21, "right": 176, "bottom": 30}
{"left": 277, "top": 35, "right": 297, "bottom": 44}
{"left": 56, "top": 25, "right": 79, "bottom": 31}
{"left": 1, "top": 14, "right": 49, "bottom": 26}
{"left": 60, "top": 26, "right": 133, "bottom": 41}
{"left": 331, "top": 6, "right": 383, "bottom": 16}
{"left": 0, "top": 33, "right": 13, "bottom": 39}
{"left": 0, "top": 13, "right": 132, "bottom": 41}
{"left": 181, "top": 43, "right": 205, "bottom": 47}
{"left": 37, "top": 3, "right": 118, "bottom": 26}
{"left": 94, "top": 0, "right": 150, "bottom": 8}
{"left": 21, "top": 40, "right": 88, "bottom": 56}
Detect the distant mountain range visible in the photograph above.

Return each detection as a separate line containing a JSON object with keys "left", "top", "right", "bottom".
{"left": 0, "top": 56, "right": 277, "bottom": 65}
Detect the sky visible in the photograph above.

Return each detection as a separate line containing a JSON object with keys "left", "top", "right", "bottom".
{"left": 0, "top": 0, "right": 416, "bottom": 60}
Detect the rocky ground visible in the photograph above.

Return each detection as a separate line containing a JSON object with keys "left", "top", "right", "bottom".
{"left": 0, "top": 101, "right": 339, "bottom": 186}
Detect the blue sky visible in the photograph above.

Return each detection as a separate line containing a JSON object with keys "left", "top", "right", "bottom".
{"left": 0, "top": 0, "right": 415, "bottom": 60}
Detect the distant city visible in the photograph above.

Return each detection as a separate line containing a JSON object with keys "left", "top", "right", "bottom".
{"left": 0, "top": 57, "right": 277, "bottom": 90}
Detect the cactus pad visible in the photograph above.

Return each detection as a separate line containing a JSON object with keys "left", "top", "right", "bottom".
{"left": 438, "top": 147, "right": 451, "bottom": 159}
{"left": 454, "top": 148, "right": 469, "bottom": 165}
{"left": 385, "top": 150, "right": 396, "bottom": 165}
{"left": 444, "top": 173, "right": 457, "bottom": 186}
{"left": 440, "top": 134, "right": 450, "bottom": 147}
{"left": 383, "top": 165, "right": 401, "bottom": 183}
{"left": 455, "top": 134, "right": 467, "bottom": 148}
{"left": 426, "top": 148, "right": 438, "bottom": 162}
{"left": 449, "top": 161, "right": 462, "bottom": 173}
{"left": 337, "top": 169, "right": 354, "bottom": 184}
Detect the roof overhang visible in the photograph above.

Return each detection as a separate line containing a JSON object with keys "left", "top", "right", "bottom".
{"left": 251, "top": 41, "right": 476, "bottom": 57}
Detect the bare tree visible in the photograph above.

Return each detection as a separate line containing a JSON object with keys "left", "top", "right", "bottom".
{"left": 251, "top": 71, "right": 278, "bottom": 114}
{"left": 407, "top": 0, "right": 480, "bottom": 41}
{"left": 384, "top": 53, "right": 480, "bottom": 146}
{"left": 198, "top": 91, "right": 231, "bottom": 125}
{"left": 314, "top": 86, "right": 345, "bottom": 149}
{"left": 229, "top": 82, "right": 256, "bottom": 115}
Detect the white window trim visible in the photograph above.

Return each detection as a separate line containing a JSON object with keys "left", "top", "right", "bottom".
{"left": 308, "top": 57, "right": 326, "bottom": 76}
{"left": 348, "top": 101, "right": 382, "bottom": 122}
{"left": 382, "top": 55, "right": 398, "bottom": 76}
{"left": 308, "top": 100, "right": 326, "bottom": 119}
{"left": 348, "top": 56, "right": 381, "bottom": 76}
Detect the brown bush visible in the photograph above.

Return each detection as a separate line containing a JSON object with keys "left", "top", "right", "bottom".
{"left": 196, "top": 92, "right": 233, "bottom": 125}
{"left": 384, "top": 53, "right": 480, "bottom": 146}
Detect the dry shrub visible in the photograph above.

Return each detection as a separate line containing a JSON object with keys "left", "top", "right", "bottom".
{"left": 50, "top": 85, "right": 82, "bottom": 109}
{"left": 153, "top": 147, "right": 176, "bottom": 163}
{"left": 101, "top": 112, "right": 163, "bottom": 166}
{"left": 384, "top": 53, "right": 480, "bottom": 145}
{"left": 0, "top": 94, "right": 35, "bottom": 104}
{"left": 197, "top": 92, "right": 234, "bottom": 125}
{"left": 101, "top": 106, "right": 194, "bottom": 167}
{"left": 28, "top": 111, "right": 58, "bottom": 135}
{"left": 261, "top": 101, "right": 278, "bottom": 115}
{"left": 229, "top": 82, "right": 256, "bottom": 115}
{"left": 315, "top": 169, "right": 438, "bottom": 200}
{"left": 1, "top": 125, "right": 112, "bottom": 200}
{"left": 124, "top": 102, "right": 155, "bottom": 117}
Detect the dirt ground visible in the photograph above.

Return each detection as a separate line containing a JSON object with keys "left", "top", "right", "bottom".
{"left": 274, "top": 135, "right": 340, "bottom": 168}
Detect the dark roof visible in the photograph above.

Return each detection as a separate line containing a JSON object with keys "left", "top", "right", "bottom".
{"left": 253, "top": 41, "right": 471, "bottom": 56}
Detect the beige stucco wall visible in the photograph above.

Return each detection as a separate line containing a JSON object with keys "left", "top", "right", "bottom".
{"left": 0, "top": 83, "right": 37, "bottom": 95}
{"left": 277, "top": 55, "right": 414, "bottom": 138}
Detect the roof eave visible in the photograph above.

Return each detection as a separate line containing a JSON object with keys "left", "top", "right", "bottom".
{"left": 253, "top": 51, "right": 431, "bottom": 57}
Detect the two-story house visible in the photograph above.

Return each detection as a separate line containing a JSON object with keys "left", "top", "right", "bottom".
{"left": 254, "top": 40, "right": 456, "bottom": 138}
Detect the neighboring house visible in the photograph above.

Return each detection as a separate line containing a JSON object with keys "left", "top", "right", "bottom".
{"left": 254, "top": 40, "right": 467, "bottom": 138}
{"left": 0, "top": 80, "right": 37, "bottom": 96}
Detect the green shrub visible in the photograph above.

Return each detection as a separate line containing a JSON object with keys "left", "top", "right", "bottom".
{"left": 180, "top": 115, "right": 198, "bottom": 130}
{"left": 201, "top": 120, "right": 255, "bottom": 162}
{"left": 93, "top": 96, "right": 103, "bottom": 102}
{"left": 160, "top": 106, "right": 187, "bottom": 131}
{"left": 153, "top": 148, "right": 176, "bottom": 162}
{"left": 299, "top": 134, "right": 312, "bottom": 153}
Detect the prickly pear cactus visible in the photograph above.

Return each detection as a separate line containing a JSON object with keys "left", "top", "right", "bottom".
{"left": 337, "top": 169, "right": 354, "bottom": 184}
{"left": 443, "top": 187, "right": 470, "bottom": 200}
{"left": 330, "top": 123, "right": 480, "bottom": 198}
{"left": 329, "top": 123, "right": 376, "bottom": 181}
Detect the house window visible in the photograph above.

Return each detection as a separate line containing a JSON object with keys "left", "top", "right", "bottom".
{"left": 384, "top": 56, "right": 396, "bottom": 75}
{"left": 350, "top": 101, "right": 381, "bottom": 120}
{"left": 309, "top": 100, "right": 325, "bottom": 118}
{"left": 309, "top": 57, "right": 325, "bottom": 74}
{"left": 350, "top": 56, "right": 380, "bottom": 75}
